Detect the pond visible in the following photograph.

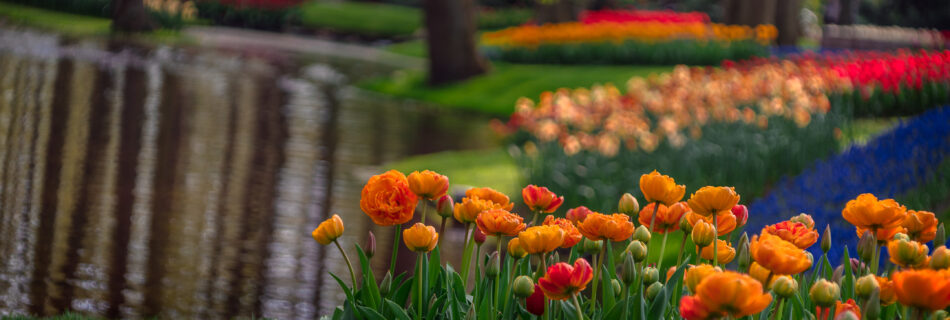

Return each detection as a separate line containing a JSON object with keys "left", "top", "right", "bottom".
{"left": 0, "top": 29, "right": 494, "bottom": 319}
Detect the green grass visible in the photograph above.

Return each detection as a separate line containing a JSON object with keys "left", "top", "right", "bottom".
{"left": 299, "top": 1, "right": 420, "bottom": 37}
{"left": 386, "top": 148, "right": 522, "bottom": 198}
{"left": 838, "top": 117, "right": 901, "bottom": 149}
{"left": 385, "top": 39, "right": 426, "bottom": 58}
{"left": 0, "top": 2, "right": 111, "bottom": 36}
{"left": 361, "top": 63, "right": 673, "bottom": 115}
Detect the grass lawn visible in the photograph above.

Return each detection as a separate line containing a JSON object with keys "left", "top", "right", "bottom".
{"left": 361, "top": 63, "right": 673, "bottom": 115}
{"left": 299, "top": 1, "right": 421, "bottom": 38}
{"left": 386, "top": 148, "right": 522, "bottom": 198}
{"left": 0, "top": 2, "right": 111, "bottom": 36}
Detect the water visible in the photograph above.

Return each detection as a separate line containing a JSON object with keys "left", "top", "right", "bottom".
{"left": 0, "top": 29, "right": 492, "bottom": 319}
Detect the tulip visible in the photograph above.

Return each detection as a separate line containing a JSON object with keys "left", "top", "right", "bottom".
{"left": 522, "top": 185, "right": 564, "bottom": 224}
{"left": 692, "top": 271, "right": 772, "bottom": 318}
{"left": 566, "top": 206, "right": 592, "bottom": 224}
{"left": 937, "top": 223, "right": 947, "bottom": 247}
{"left": 621, "top": 252, "right": 637, "bottom": 285}
{"left": 698, "top": 239, "right": 736, "bottom": 264}
{"left": 903, "top": 210, "right": 938, "bottom": 243}
{"left": 313, "top": 214, "right": 356, "bottom": 287}
{"left": 763, "top": 220, "right": 818, "bottom": 249}
{"left": 731, "top": 204, "right": 748, "bottom": 228}
{"left": 932, "top": 246, "right": 950, "bottom": 269}
{"left": 485, "top": 251, "right": 500, "bottom": 277}
{"left": 829, "top": 299, "right": 861, "bottom": 320}
{"left": 639, "top": 170, "right": 685, "bottom": 206}
{"left": 642, "top": 267, "right": 659, "bottom": 284}
{"left": 517, "top": 225, "right": 565, "bottom": 254}
{"left": 874, "top": 275, "right": 897, "bottom": 306}
{"left": 810, "top": 279, "right": 840, "bottom": 307}
{"left": 856, "top": 274, "right": 879, "bottom": 299}
{"left": 407, "top": 170, "right": 449, "bottom": 200}
{"left": 685, "top": 264, "right": 721, "bottom": 293}
{"left": 476, "top": 209, "right": 526, "bottom": 237}
{"left": 404, "top": 223, "right": 439, "bottom": 252}
{"left": 737, "top": 235, "right": 750, "bottom": 272}
{"left": 512, "top": 275, "right": 535, "bottom": 298}
{"left": 789, "top": 213, "right": 815, "bottom": 229}
{"left": 473, "top": 227, "right": 486, "bottom": 245}
{"left": 543, "top": 215, "right": 582, "bottom": 248}
{"left": 842, "top": 194, "right": 907, "bottom": 245}
{"left": 436, "top": 194, "right": 454, "bottom": 217}
{"left": 611, "top": 279, "right": 622, "bottom": 297}
{"left": 771, "top": 275, "right": 798, "bottom": 298}
{"left": 638, "top": 202, "right": 689, "bottom": 234}
{"left": 364, "top": 230, "right": 376, "bottom": 258}
{"left": 576, "top": 212, "right": 635, "bottom": 242}
{"left": 679, "top": 295, "right": 713, "bottom": 320}
{"left": 379, "top": 271, "right": 393, "bottom": 296}
{"left": 887, "top": 238, "right": 929, "bottom": 269}
{"left": 691, "top": 220, "right": 715, "bottom": 248}
{"left": 525, "top": 283, "right": 545, "bottom": 316}
{"left": 627, "top": 240, "right": 648, "bottom": 262}
{"left": 645, "top": 282, "right": 663, "bottom": 301}
{"left": 538, "top": 258, "right": 594, "bottom": 300}
{"left": 466, "top": 187, "right": 513, "bottom": 211}
{"left": 679, "top": 214, "right": 694, "bottom": 233}
{"left": 749, "top": 232, "right": 812, "bottom": 275}
{"left": 454, "top": 196, "right": 504, "bottom": 224}
{"left": 893, "top": 269, "right": 950, "bottom": 310}
{"left": 821, "top": 225, "right": 831, "bottom": 253}
{"left": 633, "top": 225, "right": 651, "bottom": 243}
{"left": 361, "top": 170, "right": 418, "bottom": 226}
{"left": 687, "top": 186, "right": 740, "bottom": 217}
{"left": 748, "top": 262, "right": 773, "bottom": 288}
{"left": 857, "top": 230, "right": 876, "bottom": 262}
{"left": 618, "top": 193, "right": 640, "bottom": 216}
{"left": 507, "top": 238, "right": 528, "bottom": 259}
{"left": 685, "top": 211, "right": 737, "bottom": 236}
{"left": 581, "top": 238, "right": 602, "bottom": 255}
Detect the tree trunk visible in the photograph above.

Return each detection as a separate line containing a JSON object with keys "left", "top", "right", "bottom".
{"left": 838, "top": 0, "right": 855, "bottom": 25}
{"left": 774, "top": 0, "right": 802, "bottom": 46}
{"left": 112, "top": 0, "right": 156, "bottom": 32}
{"left": 423, "top": 0, "right": 488, "bottom": 85}
{"left": 737, "top": 0, "right": 776, "bottom": 26}
{"left": 535, "top": 0, "right": 587, "bottom": 24}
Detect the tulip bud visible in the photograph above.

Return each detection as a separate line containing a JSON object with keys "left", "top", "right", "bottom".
{"left": 618, "top": 193, "right": 640, "bottom": 215}
{"left": 932, "top": 246, "right": 950, "bottom": 269}
{"left": 891, "top": 238, "right": 928, "bottom": 268}
{"left": 855, "top": 274, "right": 879, "bottom": 299}
{"left": 473, "top": 228, "right": 486, "bottom": 245}
{"left": 731, "top": 204, "right": 748, "bottom": 228}
{"left": 548, "top": 251, "right": 560, "bottom": 266}
{"left": 486, "top": 251, "right": 500, "bottom": 277}
{"left": 821, "top": 225, "right": 831, "bottom": 253}
{"left": 645, "top": 282, "right": 663, "bottom": 301}
{"left": 436, "top": 195, "right": 454, "bottom": 218}
{"left": 512, "top": 275, "right": 535, "bottom": 298}
{"left": 893, "top": 232, "right": 910, "bottom": 242}
{"left": 582, "top": 238, "right": 602, "bottom": 255}
{"left": 738, "top": 232, "right": 749, "bottom": 248}
{"left": 835, "top": 311, "right": 860, "bottom": 320}
{"left": 863, "top": 286, "right": 881, "bottom": 320}
{"left": 364, "top": 231, "right": 376, "bottom": 259}
{"left": 937, "top": 223, "right": 947, "bottom": 248}
{"left": 790, "top": 213, "right": 815, "bottom": 229}
{"left": 857, "top": 230, "right": 876, "bottom": 262}
{"left": 379, "top": 271, "right": 393, "bottom": 296}
{"left": 627, "top": 240, "right": 648, "bottom": 262}
{"left": 833, "top": 258, "right": 865, "bottom": 284}
{"left": 611, "top": 279, "right": 622, "bottom": 297}
{"left": 642, "top": 267, "right": 659, "bottom": 285}
{"left": 771, "top": 275, "right": 798, "bottom": 298}
{"left": 737, "top": 238, "right": 750, "bottom": 272}
{"left": 691, "top": 220, "right": 715, "bottom": 248}
{"left": 809, "top": 279, "right": 840, "bottom": 307}
{"left": 621, "top": 253, "right": 637, "bottom": 285}
{"left": 634, "top": 225, "right": 651, "bottom": 244}
{"left": 679, "top": 214, "right": 693, "bottom": 234}
{"left": 566, "top": 206, "right": 592, "bottom": 224}
{"left": 934, "top": 310, "right": 949, "bottom": 320}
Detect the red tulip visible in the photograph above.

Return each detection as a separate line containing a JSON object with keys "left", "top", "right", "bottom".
{"left": 731, "top": 205, "right": 748, "bottom": 228}
{"left": 538, "top": 258, "right": 594, "bottom": 300}
{"left": 526, "top": 283, "right": 545, "bottom": 315}
{"left": 523, "top": 185, "right": 565, "bottom": 213}
{"left": 680, "top": 295, "right": 715, "bottom": 320}
{"left": 566, "top": 206, "right": 593, "bottom": 224}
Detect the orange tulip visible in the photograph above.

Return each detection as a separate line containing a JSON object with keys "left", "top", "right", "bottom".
{"left": 360, "top": 170, "right": 418, "bottom": 226}
{"left": 687, "top": 186, "right": 740, "bottom": 217}
{"left": 874, "top": 276, "right": 897, "bottom": 306}
{"left": 842, "top": 193, "right": 907, "bottom": 242}
{"left": 403, "top": 223, "right": 439, "bottom": 252}
{"left": 407, "top": 170, "right": 449, "bottom": 200}
{"left": 312, "top": 214, "right": 344, "bottom": 245}
{"left": 763, "top": 220, "right": 819, "bottom": 249}
{"left": 693, "top": 271, "right": 772, "bottom": 318}
{"left": 789, "top": 213, "right": 816, "bottom": 229}
{"left": 750, "top": 232, "right": 812, "bottom": 275}
{"left": 892, "top": 269, "right": 950, "bottom": 311}
{"left": 538, "top": 258, "right": 594, "bottom": 300}
{"left": 522, "top": 185, "right": 564, "bottom": 213}
{"left": 639, "top": 170, "right": 686, "bottom": 206}
{"left": 543, "top": 215, "right": 582, "bottom": 248}
{"left": 507, "top": 238, "right": 528, "bottom": 259}
{"left": 576, "top": 212, "right": 635, "bottom": 242}
{"left": 518, "top": 225, "right": 565, "bottom": 254}
{"left": 454, "top": 196, "right": 507, "bottom": 224}
{"left": 818, "top": 299, "right": 860, "bottom": 320}
{"left": 748, "top": 262, "right": 774, "bottom": 288}
{"left": 466, "top": 187, "right": 514, "bottom": 210}
{"left": 476, "top": 209, "right": 526, "bottom": 237}
{"left": 566, "top": 206, "right": 593, "bottom": 224}
{"left": 685, "top": 264, "right": 721, "bottom": 293}
{"left": 638, "top": 202, "right": 690, "bottom": 234}
{"left": 903, "top": 210, "right": 938, "bottom": 243}
{"left": 679, "top": 295, "right": 714, "bottom": 320}
{"left": 698, "top": 239, "right": 736, "bottom": 264}
{"left": 887, "top": 238, "right": 929, "bottom": 269}
{"left": 685, "top": 211, "right": 736, "bottom": 236}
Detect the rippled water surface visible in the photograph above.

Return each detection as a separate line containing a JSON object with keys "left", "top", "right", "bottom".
{"left": 0, "top": 29, "right": 491, "bottom": 319}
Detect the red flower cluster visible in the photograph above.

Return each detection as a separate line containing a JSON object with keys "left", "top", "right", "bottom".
{"left": 580, "top": 9, "right": 710, "bottom": 24}
{"left": 830, "top": 50, "right": 950, "bottom": 92}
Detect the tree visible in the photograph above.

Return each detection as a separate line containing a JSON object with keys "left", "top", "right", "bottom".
{"left": 535, "top": 0, "right": 588, "bottom": 24}
{"left": 112, "top": 0, "right": 156, "bottom": 32}
{"left": 423, "top": 0, "right": 489, "bottom": 85}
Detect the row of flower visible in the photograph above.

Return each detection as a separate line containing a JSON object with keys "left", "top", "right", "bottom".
{"left": 822, "top": 24, "right": 947, "bottom": 51}
{"left": 480, "top": 22, "right": 777, "bottom": 65}
{"left": 747, "top": 105, "right": 950, "bottom": 263}
{"left": 496, "top": 50, "right": 950, "bottom": 211}
{"left": 579, "top": 9, "right": 711, "bottom": 24}
{"left": 315, "top": 169, "right": 950, "bottom": 320}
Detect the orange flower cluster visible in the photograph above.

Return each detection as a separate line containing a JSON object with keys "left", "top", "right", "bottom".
{"left": 501, "top": 62, "right": 847, "bottom": 157}
{"left": 680, "top": 271, "right": 772, "bottom": 319}
{"left": 482, "top": 22, "right": 777, "bottom": 47}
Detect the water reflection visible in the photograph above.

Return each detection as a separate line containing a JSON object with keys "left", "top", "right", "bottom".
{"left": 0, "top": 29, "right": 492, "bottom": 319}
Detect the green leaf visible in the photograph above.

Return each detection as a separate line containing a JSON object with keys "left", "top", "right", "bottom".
{"left": 560, "top": 300, "right": 580, "bottom": 320}
{"left": 356, "top": 306, "right": 386, "bottom": 320}
{"left": 821, "top": 255, "right": 833, "bottom": 281}
{"left": 393, "top": 274, "right": 414, "bottom": 306}
{"left": 385, "top": 299, "right": 411, "bottom": 320}
{"left": 356, "top": 245, "right": 381, "bottom": 310}
{"left": 647, "top": 283, "right": 669, "bottom": 319}
{"left": 841, "top": 246, "right": 855, "bottom": 300}
{"left": 426, "top": 293, "right": 447, "bottom": 320}
{"left": 603, "top": 295, "right": 626, "bottom": 320}
{"left": 601, "top": 265, "right": 616, "bottom": 311}
{"left": 757, "top": 293, "right": 775, "bottom": 320}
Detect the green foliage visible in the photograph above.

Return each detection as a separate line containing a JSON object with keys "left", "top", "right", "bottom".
{"left": 299, "top": 1, "right": 420, "bottom": 37}
{"left": 195, "top": 1, "right": 297, "bottom": 31}
{"left": 899, "top": 159, "right": 950, "bottom": 219}
{"left": 477, "top": 8, "right": 532, "bottom": 30}
{"left": 0, "top": 0, "right": 110, "bottom": 18}
{"left": 0, "top": 1, "right": 111, "bottom": 36}
{"left": 360, "top": 63, "right": 673, "bottom": 115}
{"left": 484, "top": 39, "right": 771, "bottom": 66}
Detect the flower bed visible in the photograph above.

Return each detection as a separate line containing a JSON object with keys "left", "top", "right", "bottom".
{"left": 481, "top": 20, "right": 776, "bottom": 65}
{"left": 579, "top": 9, "right": 710, "bottom": 24}
{"left": 315, "top": 168, "right": 950, "bottom": 320}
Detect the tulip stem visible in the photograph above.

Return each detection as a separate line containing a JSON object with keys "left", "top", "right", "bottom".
{"left": 420, "top": 201, "right": 428, "bottom": 225}
{"left": 416, "top": 253, "right": 424, "bottom": 320}
{"left": 712, "top": 217, "right": 719, "bottom": 267}
{"left": 676, "top": 232, "right": 688, "bottom": 269}
{"left": 334, "top": 240, "right": 359, "bottom": 288}
{"left": 657, "top": 231, "right": 669, "bottom": 274}
{"left": 534, "top": 253, "right": 546, "bottom": 279}
{"left": 438, "top": 217, "right": 447, "bottom": 248}
{"left": 870, "top": 243, "right": 880, "bottom": 275}
{"left": 530, "top": 209, "right": 540, "bottom": 226}
{"left": 494, "top": 236, "right": 503, "bottom": 309}
{"left": 590, "top": 242, "right": 606, "bottom": 313}
{"left": 391, "top": 225, "right": 402, "bottom": 273}
{"left": 771, "top": 297, "right": 784, "bottom": 320}
{"left": 571, "top": 294, "right": 584, "bottom": 320}
{"left": 648, "top": 201, "right": 659, "bottom": 234}
{"left": 461, "top": 224, "right": 475, "bottom": 288}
